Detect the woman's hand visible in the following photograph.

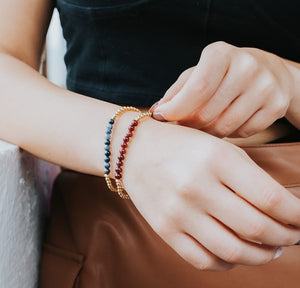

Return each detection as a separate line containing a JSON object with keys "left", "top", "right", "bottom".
{"left": 119, "top": 118, "right": 300, "bottom": 271}
{"left": 151, "top": 41, "right": 299, "bottom": 137}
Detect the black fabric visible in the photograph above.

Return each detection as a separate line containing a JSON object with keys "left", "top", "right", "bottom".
{"left": 56, "top": 0, "right": 300, "bottom": 106}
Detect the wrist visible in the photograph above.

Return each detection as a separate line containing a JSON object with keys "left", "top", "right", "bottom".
{"left": 117, "top": 115, "right": 166, "bottom": 190}
{"left": 104, "top": 106, "right": 159, "bottom": 198}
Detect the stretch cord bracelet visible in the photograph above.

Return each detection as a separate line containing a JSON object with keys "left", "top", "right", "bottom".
{"left": 115, "top": 111, "right": 152, "bottom": 199}
{"left": 104, "top": 106, "right": 141, "bottom": 193}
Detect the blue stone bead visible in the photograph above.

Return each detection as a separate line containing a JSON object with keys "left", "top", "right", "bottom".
{"left": 104, "top": 157, "right": 110, "bottom": 163}
{"left": 105, "top": 163, "right": 110, "bottom": 169}
{"left": 105, "top": 134, "right": 111, "bottom": 140}
{"left": 106, "top": 128, "right": 112, "bottom": 134}
{"left": 104, "top": 168, "right": 110, "bottom": 174}
{"left": 105, "top": 150, "right": 111, "bottom": 157}
{"left": 107, "top": 124, "right": 113, "bottom": 130}
{"left": 109, "top": 119, "right": 114, "bottom": 125}
{"left": 104, "top": 139, "right": 110, "bottom": 145}
{"left": 104, "top": 145, "right": 110, "bottom": 151}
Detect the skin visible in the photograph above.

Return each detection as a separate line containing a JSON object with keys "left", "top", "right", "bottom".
{"left": 1, "top": 0, "right": 300, "bottom": 272}
{"left": 151, "top": 42, "right": 300, "bottom": 135}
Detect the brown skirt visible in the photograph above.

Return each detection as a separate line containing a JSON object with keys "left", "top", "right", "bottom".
{"left": 39, "top": 141, "right": 300, "bottom": 288}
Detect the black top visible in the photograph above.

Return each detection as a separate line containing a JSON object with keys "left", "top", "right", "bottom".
{"left": 56, "top": 0, "right": 300, "bottom": 107}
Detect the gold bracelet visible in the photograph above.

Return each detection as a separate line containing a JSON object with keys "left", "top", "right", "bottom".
{"left": 114, "top": 111, "right": 152, "bottom": 199}
{"left": 104, "top": 106, "right": 141, "bottom": 193}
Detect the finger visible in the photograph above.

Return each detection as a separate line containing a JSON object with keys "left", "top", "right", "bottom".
{"left": 171, "top": 233, "right": 234, "bottom": 271}
{"left": 153, "top": 42, "right": 232, "bottom": 121}
{"left": 233, "top": 108, "right": 280, "bottom": 138}
{"left": 185, "top": 213, "right": 279, "bottom": 265}
{"left": 202, "top": 91, "right": 264, "bottom": 138}
{"left": 205, "top": 184, "right": 300, "bottom": 246}
{"left": 196, "top": 62, "right": 252, "bottom": 127}
{"left": 150, "top": 68, "right": 193, "bottom": 115}
{"left": 160, "top": 67, "right": 194, "bottom": 105}
{"left": 220, "top": 150, "right": 300, "bottom": 227}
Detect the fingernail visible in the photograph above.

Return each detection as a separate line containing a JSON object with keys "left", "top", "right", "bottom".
{"left": 149, "top": 101, "right": 160, "bottom": 113}
{"left": 152, "top": 111, "right": 166, "bottom": 122}
{"left": 273, "top": 247, "right": 283, "bottom": 259}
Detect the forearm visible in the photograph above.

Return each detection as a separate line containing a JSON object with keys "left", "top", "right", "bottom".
{"left": 285, "top": 60, "right": 300, "bottom": 129}
{"left": 0, "top": 52, "right": 140, "bottom": 176}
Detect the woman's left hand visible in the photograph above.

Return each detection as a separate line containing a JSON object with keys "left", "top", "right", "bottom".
{"left": 151, "top": 41, "right": 299, "bottom": 138}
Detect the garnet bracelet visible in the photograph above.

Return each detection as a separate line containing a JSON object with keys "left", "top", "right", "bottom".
{"left": 104, "top": 106, "right": 151, "bottom": 199}
{"left": 104, "top": 106, "right": 141, "bottom": 194}
{"left": 114, "top": 111, "right": 152, "bottom": 199}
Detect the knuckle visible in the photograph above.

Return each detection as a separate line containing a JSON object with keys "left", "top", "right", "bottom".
{"left": 178, "top": 67, "right": 194, "bottom": 80}
{"left": 222, "top": 245, "right": 244, "bottom": 263}
{"left": 260, "top": 75, "right": 276, "bottom": 96}
{"left": 237, "top": 126, "right": 258, "bottom": 138}
{"left": 190, "top": 76, "right": 211, "bottom": 96}
{"left": 177, "top": 182, "right": 198, "bottom": 202}
{"left": 203, "top": 41, "right": 233, "bottom": 57}
{"left": 261, "top": 189, "right": 281, "bottom": 211}
{"left": 270, "top": 97, "right": 289, "bottom": 118}
{"left": 212, "top": 125, "right": 227, "bottom": 138}
{"left": 237, "top": 129, "right": 251, "bottom": 138}
{"left": 197, "top": 108, "right": 214, "bottom": 124}
{"left": 164, "top": 198, "right": 183, "bottom": 223}
{"left": 238, "top": 53, "right": 260, "bottom": 77}
{"left": 154, "top": 204, "right": 182, "bottom": 237}
{"left": 261, "top": 83, "right": 275, "bottom": 97}
{"left": 214, "top": 120, "right": 235, "bottom": 137}
{"left": 245, "top": 219, "right": 266, "bottom": 239}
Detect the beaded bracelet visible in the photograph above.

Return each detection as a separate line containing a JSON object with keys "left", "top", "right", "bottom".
{"left": 104, "top": 106, "right": 141, "bottom": 193}
{"left": 115, "top": 111, "right": 152, "bottom": 199}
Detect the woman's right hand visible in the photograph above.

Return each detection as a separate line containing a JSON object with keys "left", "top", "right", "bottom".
{"left": 118, "top": 117, "right": 300, "bottom": 271}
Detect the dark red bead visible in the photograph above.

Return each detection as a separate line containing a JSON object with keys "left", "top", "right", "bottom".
{"left": 132, "top": 120, "right": 138, "bottom": 126}
{"left": 121, "top": 143, "right": 127, "bottom": 149}
{"left": 115, "top": 167, "right": 122, "bottom": 174}
{"left": 126, "top": 132, "right": 133, "bottom": 137}
{"left": 115, "top": 174, "right": 121, "bottom": 180}
{"left": 128, "top": 126, "right": 135, "bottom": 132}
{"left": 124, "top": 136, "right": 130, "bottom": 142}
{"left": 118, "top": 155, "right": 124, "bottom": 161}
{"left": 116, "top": 160, "right": 123, "bottom": 167}
{"left": 120, "top": 148, "right": 126, "bottom": 154}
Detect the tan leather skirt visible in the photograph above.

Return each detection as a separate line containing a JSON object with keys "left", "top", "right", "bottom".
{"left": 39, "top": 135, "right": 300, "bottom": 288}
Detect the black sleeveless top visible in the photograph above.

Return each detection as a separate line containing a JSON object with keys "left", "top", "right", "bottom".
{"left": 56, "top": 0, "right": 300, "bottom": 107}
